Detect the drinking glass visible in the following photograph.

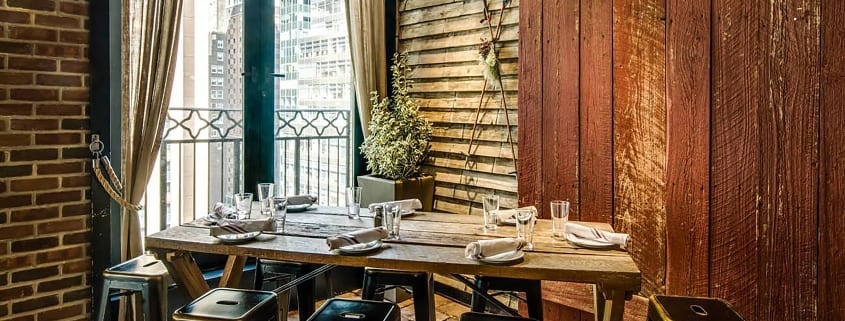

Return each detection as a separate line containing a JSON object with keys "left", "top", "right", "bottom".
{"left": 383, "top": 204, "right": 401, "bottom": 239}
{"left": 233, "top": 193, "right": 253, "bottom": 220}
{"left": 273, "top": 198, "right": 287, "bottom": 233}
{"left": 550, "top": 200, "right": 570, "bottom": 237}
{"left": 515, "top": 208, "right": 536, "bottom": 250}
{"left": 481, "top": 195, "right": 500, "bottom": 231}
{"left": 346, "top": 187, "right": 362, "bottom": 219}
{"left": 257, "top": 183, "right": 275, "bottom": 216}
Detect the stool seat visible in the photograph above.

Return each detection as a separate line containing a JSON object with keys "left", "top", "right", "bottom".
{"left": 105, "top": 254, "right": 170, "bottom": 279}
{"left": 173, "top": 288, "right": 279, "bottom": 321}
{"left": 361, "top": 268, "right": 434, "bottom": 321}
{"left": 96, "top": 254, "right": 170, "bottom": 321}
{"left": 307, "top": 298, "right": 399, "bottom": 321}
{"left": 459, "top": 312, "right": 536, "bottom": 321}
{"left": 470, "top": 276, "right": 542, "bottom": 320}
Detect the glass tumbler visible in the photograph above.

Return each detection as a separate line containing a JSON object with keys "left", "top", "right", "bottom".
{"left": 383, "top": 205, "right": 401, "bottom": 239}
{"left": 481, "top": 195, "right": 500, "bottom": 231}
{"left": 257, "top": 183, "right": 275, "bottom": 216}
{"left": 515, "top": 208, "right": 536, "bottom": 250}
{"left": 550, "top": 200, "right": 570, "bottom": 237}
{"left": 273, "top": 198, "right": 287, "bottom": 233}
{"left": 346, "top": 187, "right": 362, "bottom": 219}
{"left": 233, "top": 193, "right": 253, "bottom": 220}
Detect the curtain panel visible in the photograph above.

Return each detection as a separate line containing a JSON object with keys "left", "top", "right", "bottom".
{"left": 346, "top": 0, "right": 388, "bottom": 137}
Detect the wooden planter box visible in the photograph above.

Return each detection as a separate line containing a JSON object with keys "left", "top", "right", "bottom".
{"left": 357, "top": 174, "right": 435, "bottom": 211}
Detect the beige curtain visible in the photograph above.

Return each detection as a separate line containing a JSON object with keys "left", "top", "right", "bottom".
{"left": 346, "top": 0, "right": 388, "bottom": 136}
{"left": 120, "top": 0, "right": 183, "bottom": 261}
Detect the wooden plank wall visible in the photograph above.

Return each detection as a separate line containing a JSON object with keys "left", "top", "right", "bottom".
{"left": 515, "top": 0, "right": 845, "bottom": 321}
{"left": 397, "top": 0, "right": 520, "bottom": 215}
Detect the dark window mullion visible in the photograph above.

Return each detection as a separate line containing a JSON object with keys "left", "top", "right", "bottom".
{"left": 243, "top": 0, "right": 275, "bottom": 194}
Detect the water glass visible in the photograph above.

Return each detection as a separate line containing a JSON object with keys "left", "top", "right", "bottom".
{"left": 550, "top": 200, "right": 570, "bottom": 237}
{"left": 346, "top": 187, "right": 362, "bottom": 219}
{"left": 515, "top": 208, "right": 536, "bottom": 250}
{"left": 257, "top": 183, "right": 275, "bottom": 216}
{"left": 273, "top": 198, "right": 287, "bottom": 233}
{"left": 481, "top": 195, "right": 499, "bottom": 231}
{"left": 233, "top": 193, "right": 253, "bottom": 220}
{"left": 383, "top": 205, "right": 401, "bottom": 239}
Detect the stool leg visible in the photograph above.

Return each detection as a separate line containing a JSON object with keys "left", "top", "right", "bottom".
{"left": 470, "top": 278, "right": 490, "bottom": 313}
{"left": 140, "top": 284, "right": 152, "bottom": 321}
{"left": 147, "top": 282, "right": 167, "bottom": 321}
{"left": 132, "top": 292, "right": 143, "bottom": 321}
{"left": 412, "top": 273, "right": 435, "bottom": 321}
{"left": 525, "top": 281, "right": 543, "bottom": 320}
{"left": 96, "top": 280, "right": 111, "bottom": 321}
{"left": 254, "top": 260, "right": 264, "bottom": 290}
{"left": 297, "top": 278, "right": 316, "bottom": 321}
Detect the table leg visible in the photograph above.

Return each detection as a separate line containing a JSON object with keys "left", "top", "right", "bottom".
{"left": 152, "top": 250, "right": 210, "bottom": 299}
{"left": 219, "top": 255, "right": 248, "bottom": 288}
{"left": 596, "top": 287, "right": 626, "bottom": 321}
{"left": 593, "top": 284, "right": 606, "bottom": 321}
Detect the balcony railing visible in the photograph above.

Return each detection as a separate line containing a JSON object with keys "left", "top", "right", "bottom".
{"left": 142, "top": 107, "right": 351, "bottom": 235}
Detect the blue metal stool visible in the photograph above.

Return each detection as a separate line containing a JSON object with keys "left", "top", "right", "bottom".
{"left": 361, "top": 268, "right": 435, "bottom": 321}
{"left": 96, "top": 254, "right": 170, "bottom": 321}
{"left": 470, "top": 276, "right": 543, "bottom": 320}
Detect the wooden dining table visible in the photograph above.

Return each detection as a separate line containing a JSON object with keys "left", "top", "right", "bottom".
{"left": 145, "top": 207, "right": 641, "bottom": 321}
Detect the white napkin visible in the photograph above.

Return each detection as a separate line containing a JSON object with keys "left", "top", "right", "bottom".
{"left": 210, "top": 218, "right": 273, "bottom": 236}
{"left": 368, "top": 199, "right": 422, "bottom": 213}
{"left": 281, "top": 194, "right": 318, "bottom": 206}
{"left": 207, "top": 202, "right": 237, "bottom": 222}
{"left": 493, "top": 206, "right": 537, "bottom": 222}
{"left": 564, "top": 222, "right": 629, "bottom": 247}
{"left": 326, "top": 227, "right": 389, "bottom": 250}
{"left": 465, "top": 238, "right": 527, "bottom": 259}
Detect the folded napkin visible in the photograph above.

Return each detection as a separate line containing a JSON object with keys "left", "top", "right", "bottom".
{"left": 207, "top": 202, "right": 238, "bottom": 222}
{"left": 564, "top": 222, "right": 629, "bottom": 247}
{"left": 465, "top": 238, "right": 527, "bottom": 260}
{"left": 210, "top": 218, "right": 273, "bottom": 236}
{"left": 326, "top": 227, "right": 389, "bottom": 250}
{"left": 493, "top": 206, "right": 538, "bottom": 222}
{"left": 282, "top": 194, "right": 318, "bottom": 206}
{"left": 367, "top": 199, "right": 422, "bottom": 213}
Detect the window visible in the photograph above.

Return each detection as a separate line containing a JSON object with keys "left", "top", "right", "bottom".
{"left": 211, "top": 77, "right": 224, "bottom": 86}
{"left": 216, "top": 52, "right": 224, "bottom": 61}
{"left": 217, "top": 40, "right": 224, "bottom": 49}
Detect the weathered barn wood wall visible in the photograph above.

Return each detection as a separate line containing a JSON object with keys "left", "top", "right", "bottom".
{"left": 518, "top": 0, "right": 844, "bottom": 321}
{"left": 397, "top": 0, "right": 520, "bottom": 215}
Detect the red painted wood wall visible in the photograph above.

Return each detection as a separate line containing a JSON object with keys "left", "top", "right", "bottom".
{"left": 518, "top": 0, "right": 845, "bottom": 320}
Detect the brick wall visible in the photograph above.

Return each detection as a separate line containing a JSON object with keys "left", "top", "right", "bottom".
{"left": 0, "top": 1, "right": 91, "bottom": 321}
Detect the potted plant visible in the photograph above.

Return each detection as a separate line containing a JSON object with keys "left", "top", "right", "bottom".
{"left": 358, "top": 52, "right": 435, "bottom": 210}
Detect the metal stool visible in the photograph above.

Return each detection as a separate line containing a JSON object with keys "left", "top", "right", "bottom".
{"left": 647, "top": 295, "right": 746, "bottom": 321}
{"left": 254, "top": 260, "right": 330, "bottom": 321}
{"left": 459, "top": 312, "right": 536, "bottom": 321}
{"left": 470, "top": 277, "right": 543, "bottom": 320}
{"left": 173, "top": 288, "right": 280, "bottom": 321}
{"left": 307, "top": 298, "right": 400, "bottom": 321}
{"left": 361, "top": 268, "right": 434, "bottom": 321}
{"left": 96, "top": 254, "right": 171, "bottom": 321}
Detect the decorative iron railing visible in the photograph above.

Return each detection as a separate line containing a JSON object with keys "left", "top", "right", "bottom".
{"left": 142, "top": 107, "right": 351, "bottom": 235}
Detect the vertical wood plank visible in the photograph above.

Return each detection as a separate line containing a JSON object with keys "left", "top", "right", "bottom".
{"left": 517, "top": 0, "right": 543, "bottom": 211}
{"left": 579, "top": 0, "right": 614, "bottom": 224}
{"left": 541, "top": 0, "right": 580, "bottom": 219}
{"left": 756, "top": 1, "right": 819, "bottom": 321}
{"left": 664, "top": 0, "right": 710, "bottom": 296}
{"left": 612, "top": 0, "right": 667, "bottom": 296}
{"left": 544, "top": 300, "right": 584, "bottom": 321}
{"left": 819, "top": 1, "right": 845, "bottom": 320}
{"left": 710, "top": 0, "right": 761, "bottom": 317}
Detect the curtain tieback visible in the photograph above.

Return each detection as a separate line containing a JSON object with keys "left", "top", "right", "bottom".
{"left": 90, "top": 135, "right": 143, "bottom": 211}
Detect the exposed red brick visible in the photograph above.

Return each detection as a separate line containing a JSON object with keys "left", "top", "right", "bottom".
{"left": 37, "top": 162, "right": 82, "bottom": 175}
{"left": 0, "top": 72, "right": 32, "bottom": 85}
{"left": 62, "top": 288, "right": 89, "bottom": 303}
{"left": 35, "top": 133, "right": 80, "bottom": 145}
{"left": 0, "top": 285, "right": 34, "bottom": 302}
{"left": 10, "top": 119, "right": 58, "bottom": 130}
{"left": 36, "top": 190, "right": 81, "bottom": 204}
{"left": 60, "top": 175, "right": 88, "bottom": 188}
{"left": 61, "top": 259, "right": 89, "bottom": 274}
{"left": 61, "top": 147, "right": 89, "bottom": 159}
{"left": 0, "top": 9, "right": 30, "bottom": 23}
{"left": 59, "top": 60, "right": 87, "bottom": 73}
{"left": 34, "top": 14, "right": 80, "bottom": 29}
{"left": 8, "top": 26, "right": 57, "bottom": 42}
{"left": 6, "top": 314, "right": 35, "bottom": 321}
{"left": 0, "top": 118, "right": 7, "bottom": 131}
{"left": 0, "top": 134, "right": 31, "bottom": 146}
{"left": 7, "top": 0, "right": 55, "bottom": 12}
{"left": 37, "top": 276, "right": 82, "bottom": 293}
{"left": 0, "top": 212, "right": 6, "bottom": 223}
{"left": 36, "top": 104, "right": 81, "bottom": 116}
{"left": 10, "top": 177, "right": 59, "bottom": 192}
{"left": 0, "top": 41, "right": 33, "bottom": 54}
{"left": 0, "top": 195, "right": 31, "bottom": 207}
{"left": 36, "top": 74, "right": 82, "bottom": 87}
{"left": 36, "top": 246, "right": 83, "bottom": 264}
{"left": 0, "top": 164, "right": 32, "bottom": 177}
{"left": 10, "top": 88, "right": 59, "bottom": 101}
{"left": 0, "top": 254, "right": 33, "bottom": 271}
{"left": 0, "top": 103, "right": 33, "bottom": 116}
{"left": 35, "top": 304, "right": 82, "bottom": 321}
{"left": 11, "top": 294, "right": 58, "bottom": 313}
{"left": 11, "top": 206, "right": 60, "bottom": 222}
{"left": 61, "top": 203, "right": 89, "bottom": 217}
{"left": 7, "top": 57, "right": 56, "bottom": 72}
{"left": 11, "top": 237, "right": 59, "bottom": 253}
{"left": 34, "top": 44, "right": 82, "bottom": 58}
{"left": 37, "top": 218, "right": 84, "bottom": 235}
{"left": 0, "top": 303, "right": 7, "bottom": 317}
{"left": 62, "top": 231, "right": 87, "bottom": 245}
{"left": 60, "top": 89, "right": 88, "bottom": 101}
{"left": 59, "top": 30, "right": 87, "bottom": 44}
{"left": 0, "top": 225, "right": 34, "bottom": 241}
{"left": 10, "top": 148, "right": 58, "bottom": 161}
{"left": 58, "top": 1, "right": 86, "bottom": 15}
{"left": 61, "top": 118, "right": 87, "bottom": 130}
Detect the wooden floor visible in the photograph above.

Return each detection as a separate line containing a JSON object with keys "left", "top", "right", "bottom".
{"left": 286, "top": 290, "right": 471, "bottom": 321}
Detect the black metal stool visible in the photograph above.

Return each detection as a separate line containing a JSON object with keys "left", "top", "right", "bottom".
{"left": 470, "top": 277, "right": 543, "bottom": 320}
{"left": 459, "top": 312, "right": 536, "bottom": 321}
{"left": 96, "top": 254, "right": 171, "bottom": 321}
{"left": 172, "top": 288, "right": 280, "bottom": 321}
{"left": 361, "top": 268, "right": 434, "bottom": 321}
{"left": 307, "top": 298, "right": 400, "bottom": 321}
{"left": 647, "top": 295, "right": 746, "bottom": 321}
{"left": 254, "top": 260, "right": 330, "bottom": 321}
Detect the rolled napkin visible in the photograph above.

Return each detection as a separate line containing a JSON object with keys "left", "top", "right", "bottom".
{"left": 564, "top": 222, "right": 629, "bottom": 248}
{"left": 368, "top": 199, "right": 422, "bottom": 213}
{"left": 208, "top": 202, "right": 237, "bottom": 222}
{"left": 493, "top": 206, "right": 537, "bottom": 222}
{"left": 210, "top": 218, "right": 273, "bottom": 236}
{"left": 465, "top": 238, "right": 527, "bottom": 260}
{"left": 326, "top": 227, "right": 389, "bottom": 250}
{"left": 284, "top": 194, "right": 318, "bottom": 206}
